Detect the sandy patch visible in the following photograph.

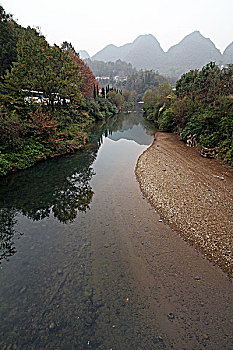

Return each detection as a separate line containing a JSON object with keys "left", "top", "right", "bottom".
{"left": 136, "top": 132, "right": 233, "bottom": 277}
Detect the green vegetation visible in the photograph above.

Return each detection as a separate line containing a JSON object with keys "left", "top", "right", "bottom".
{"left": 87, "top": 59, "right": 136, "bottom": 81}
{"left": 143, "top": 62, "right": 233, "bottom": 165}
{"left": 123, "top": 70, "right": 167, "bottom": 100}
{"left": 0, "top": 6, "right": 118, "bottom": 176}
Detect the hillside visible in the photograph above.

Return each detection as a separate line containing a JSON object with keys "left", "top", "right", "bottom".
{"left": 78, "top": 50, "right": 90, "bottom": 60}
{"left": 223, "top": 42, "right": 233, "bottom": 65}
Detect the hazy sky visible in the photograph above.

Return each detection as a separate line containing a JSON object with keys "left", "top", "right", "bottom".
{"left": 2, "top": 0, "right": 233, "bottom": 56}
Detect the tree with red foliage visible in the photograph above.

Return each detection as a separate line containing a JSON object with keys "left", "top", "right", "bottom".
{"left": 28, "top": 108, "right": 59, "bottom": 141}
{"left": 68, "top": 51, "right": 99, "bottom": 98}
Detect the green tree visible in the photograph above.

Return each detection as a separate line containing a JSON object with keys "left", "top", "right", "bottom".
{"left": 0, "top": 27, "right": 83, "bottom": 110}
{"left": 0, "top": 6, "right": 20, "bottom": 80}
{"left": 101, "top": 87, "right": 105, "bottom": 98}
{"left": 61, "top": 41, "right": 76, "bottom": 54}
{"left": 142, "top": 89, "right": 157, "bottom": 107}
{"left": 107, "top": 90, "right": 124, "bottom": 110}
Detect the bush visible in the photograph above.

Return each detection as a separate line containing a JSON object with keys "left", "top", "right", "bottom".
{"left": 180, "top": 110, "right": 219, "bottom": 146}
{"left": 158, "top": 109, "right": 176, "bottom": 132}
{"left": 180, "top": 114, "right": 203, "bottom": 141}
{"left": 0, "top": 107, "right": 25, "bottom": 150}
{"left": 218, "top": 138, "right": 233, "bottom": 166}
{"left": 0, "top": 153, "right": 12, "bottom": 176}
{"left": 199, "top": 132, "right": 219, "bottom": 148}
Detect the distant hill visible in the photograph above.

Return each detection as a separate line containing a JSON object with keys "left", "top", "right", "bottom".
{"left": 223, "top": 42, "right": 233, "bottom": 65}
{"left": 92, "top": 43, "right": 131, "bottom": 62}
{"left": 124, "top": 34, "right": 165, "bottom": 70}
{"left": 92, "top": 34, "right": 164, "bottom": 70}
{"left": 78, "top": 50, "right": 90, "bottom": 60}
{"left": 165, "top": 31, "right": 222, "bottom": 76}
{"left": 91, "top": 32, "right": 232, "bottom": 76}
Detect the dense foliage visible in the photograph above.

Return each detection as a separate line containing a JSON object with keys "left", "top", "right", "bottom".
{"left": 123, "top": 70, "right": 167, "bottom": 100}
{"left": 143, "top": 62, "right": 233, "bottom": 165}
{"left": 0, "top": 6, "right": 118, "bottom": 176}
{"left": 0, "top": 6, "right": 21, "bottom": 79}
{"left": 87, "top": 59, "right": 136, "bottom": 80}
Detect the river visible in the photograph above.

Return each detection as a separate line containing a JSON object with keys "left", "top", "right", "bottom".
{"left": 0, "top": 112, "right": 232, "bottom": 349}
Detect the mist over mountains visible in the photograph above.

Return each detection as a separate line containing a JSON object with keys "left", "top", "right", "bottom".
{"left": 90, "top": 31, "right": 233, "bottom": 76}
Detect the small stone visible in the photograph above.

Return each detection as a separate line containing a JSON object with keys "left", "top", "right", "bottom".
{"left": 167, "top": 312, "right": 175, "bottom": 320}
{"left": 158, "top": 336, "right": 163, "bottom": 341}
{"left": 19, "top": 287, "right": 26, "bottom": 294}
{"left": 84, "top": 288, "right": 93, "bottom": 298}
{"left": 49, "top": 322, "right": 56, "bottom": 330}
{"left": 57, "top": 269, "right": 63, "bottom": 275}
{"left": 158, "top": 219, "right": 163, "bottom": 222}
{"left": 203, "top": 334, "right": 209, "bottom": 340}
{"left": 194, "top": 276, "right": 201, "bottom": 281}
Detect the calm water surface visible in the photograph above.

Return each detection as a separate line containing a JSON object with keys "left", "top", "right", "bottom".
{"left": 0, "top": 112, "right": 232, "bottom": 350}
{"left": 0, "top": 113, "right": 158, "bottom": 349}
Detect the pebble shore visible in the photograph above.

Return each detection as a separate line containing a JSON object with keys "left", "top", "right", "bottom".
{"left": 136, "top": 132, "right": 233, "bottom": 278}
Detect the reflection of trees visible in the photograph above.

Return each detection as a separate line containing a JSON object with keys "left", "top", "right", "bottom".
{"left": 0, "top": 149, "right": 97, "bottom": 222}
{"left": 0, "top": 208, "right": 22, "bottom": 261}
{"left": 89, "top": 111, "right": 155, "bottom": 146}
{"left": 52, "top": 168, "right": 95, "bottom": 223}
{"left": 0, "top": 111, "right": 155, "bottom": 263}
{"left": 0, "top": 142, "right": 99, "bottom": 262}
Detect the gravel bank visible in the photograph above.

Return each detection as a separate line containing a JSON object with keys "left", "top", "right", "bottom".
{"left": 136, "top": 132, "right": 233, "bottom": 278}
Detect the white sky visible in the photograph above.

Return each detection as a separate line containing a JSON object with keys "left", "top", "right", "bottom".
{"left": 1, "top": 0, "right": 233, "bottom": 56}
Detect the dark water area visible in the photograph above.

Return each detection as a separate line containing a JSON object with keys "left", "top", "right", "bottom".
{"left": 0, "top": 112, "right": 232, "bottom": 350}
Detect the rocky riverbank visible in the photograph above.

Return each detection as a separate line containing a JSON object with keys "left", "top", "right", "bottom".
{"left": 136, "top": 132, "right": 233, "bottom": 278}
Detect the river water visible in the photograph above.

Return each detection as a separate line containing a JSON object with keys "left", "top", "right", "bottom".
{"left": 0, "top": 112, "right": 232, "bottom": 350}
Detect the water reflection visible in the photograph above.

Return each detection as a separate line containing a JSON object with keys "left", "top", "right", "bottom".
{"left": 0, "top": 208, "right": 22, "bottom": 261}
{"left": 0, "top": 150, "right": 97, "bottom": 262}
{"left": 89, "top": 112, "right": 155, "bottom": 146}
{"left": 0, "top": 112, "right": 155, "bottom": 262}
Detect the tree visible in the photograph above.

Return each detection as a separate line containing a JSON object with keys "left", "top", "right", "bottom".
{"left": 143, "top": 89, "right": 157, "bottom": 107}
{"left": 107, "top": 90, "right": 124, "bottom": 110}
{"left": 0, "top": 6, "right": 21, "bottom": 80}
{"left": 124, "top": 70, "right": 166, "bottom": 99}
{"left": 0, "top": 27, "right": 83, "bottom": 110}
{"left": 70, "top": 52, "right": 99, "bottom": 98}
{"left": 61, "top": 41, "right": 76, "bottom": 54}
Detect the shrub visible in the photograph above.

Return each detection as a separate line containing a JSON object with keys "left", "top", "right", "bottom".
{"left": 0, "top": 107, "right": 25, "bottom": 150}
{"left": 158, "top": 109, "right": 176, "bottom": 132}
{"left": 199, "top": 132, "right": 219, "bottom": 148}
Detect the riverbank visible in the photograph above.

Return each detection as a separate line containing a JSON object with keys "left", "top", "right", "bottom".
{"left": 136, "top": 132, "right": 233, "bottom": 278}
